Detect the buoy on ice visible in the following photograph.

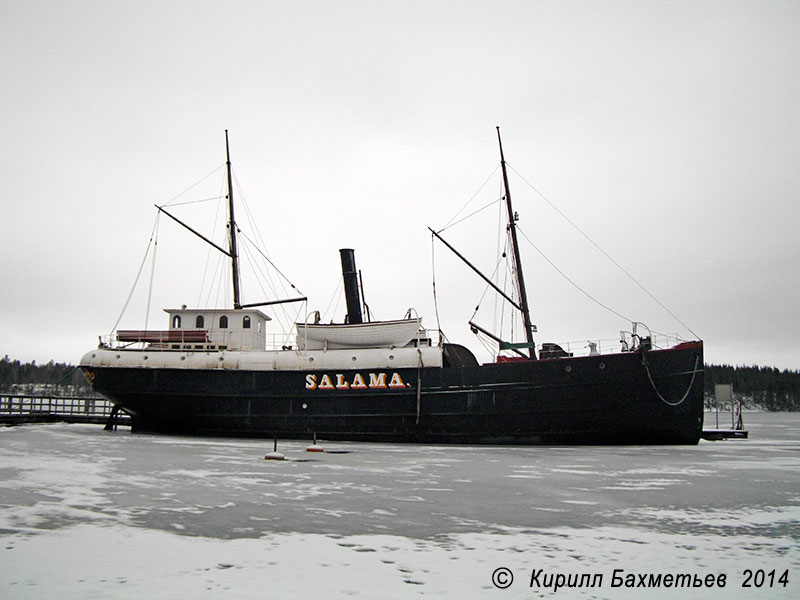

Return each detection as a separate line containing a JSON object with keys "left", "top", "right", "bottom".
{"left": 265, "top": 437, "right": 285, "bottom": 461}
{"left": 306, "top": 433, "right": 324, "bottom": 453}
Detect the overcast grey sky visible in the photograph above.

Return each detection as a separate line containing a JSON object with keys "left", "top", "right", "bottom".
{"left": 1, "top": 0, "right": 798, "bottom": 369}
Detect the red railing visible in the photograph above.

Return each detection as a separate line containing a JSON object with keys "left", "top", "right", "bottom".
{"left": 116, "top": 329, "right": 210, "bottom": 344}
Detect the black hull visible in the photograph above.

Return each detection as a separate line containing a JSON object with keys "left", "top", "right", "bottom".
{"left": 83, "top": 343, "right": 704, "bottom": 445}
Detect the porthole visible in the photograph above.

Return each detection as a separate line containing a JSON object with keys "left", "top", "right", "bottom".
{"left": 351, "top": 356, "right": 357, "bottom": 362}
{"left": 389, "top": 355, "right": 395, "bottom": 360}
{"left": 302, "top": 403, "right": 308, "bottom": 410}
{"left": 309, "top": 357, "right": 314, "bottom": 363}
{"left": 599, "top": 362, "right": 606, "bottom": 370}
{"left": 565, "top": 365, "right": 572, "bottom": 373}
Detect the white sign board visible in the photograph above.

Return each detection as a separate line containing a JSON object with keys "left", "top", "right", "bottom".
{"left": 715, "top": 384, "right": 733, "bottom": 404}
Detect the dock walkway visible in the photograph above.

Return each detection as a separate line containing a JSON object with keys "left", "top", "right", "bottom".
{"left": 0, "top": 394, "right": 129, "bottom": 426}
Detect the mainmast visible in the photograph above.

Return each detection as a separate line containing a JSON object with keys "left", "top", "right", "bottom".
{"left": 154, "top": 133, "right": 307, "bottom": 312}
{"left": 496, "top": 127, "right": 536, "bottom": 358}
{"left": 225, "top": 130, "right": 242, "bottom": 310}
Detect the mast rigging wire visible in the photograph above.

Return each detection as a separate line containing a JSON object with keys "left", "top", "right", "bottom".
{"left": 469, "top": 254, "right": 506, "bottom": 321}
{"left": 230, "top": 167, "right": 307, "bottom": 328}
{"left": 440, "top": 165, "right": 500, "bottom": 231}
{"left": 516, "top": 225, "right": 634, "bottom": 324}
{"left": 144, "top": 216, "right": 160, "bottom": 330}
{"left": 322, "top": 277, "right": 344, "bottom": 324}
{"left": 430, "top": 235, "right": 443, "bottom": 344}
{"left": 438, "top": 197, "right": 503, "bottom": 234}
{"left": 109, "top": 213, "right": 161, "bottom": 335}
{"left": 163, "top": 164, "right": 226, "bottom": 207}
{"left": 197, "top": 190, "right": 227, "bottom": 308}
{"left": 165, "top": 195, "right": 226, "bottom": 207}
{"left": 233, "top": 169, "right": 298, "bottom": 295}
{"left": 237, "top": 230, "right": 304, "bottom": 297}
{"left": 508, "top": 162, "right": 699, "bottom": 339}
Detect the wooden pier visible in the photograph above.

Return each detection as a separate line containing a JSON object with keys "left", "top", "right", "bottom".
{"left": 701, "top": 428, "right": 749, "bottom": 441}
{"left": 0, "top": 394, "right": 129, "bottom": 427}
{"left": 701, "top": 384, "right": 748, "bottom": 441}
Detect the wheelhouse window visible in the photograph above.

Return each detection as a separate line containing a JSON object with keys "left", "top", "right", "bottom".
{"left": 219, "top": 315, "right": 228, "bottom": 328}
{"left": 195, "top": 315, "right": 204, "bottom": 328}
{"left": 172, "top": 315, "right": 182, "bottom": 329}
{"left": 243, "top": 316, "right": 251, "bottom": 329}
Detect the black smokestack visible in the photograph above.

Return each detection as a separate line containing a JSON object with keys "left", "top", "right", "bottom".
{"left": 339, "top": 248, "right": 363, "bottom": 324}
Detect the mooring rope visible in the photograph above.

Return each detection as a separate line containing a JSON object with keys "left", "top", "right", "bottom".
{"left": 416, "top": 348, "right": 423, "bottom": 425}
{"left": 642, "top": 352, "right": 701, "bottom": 406}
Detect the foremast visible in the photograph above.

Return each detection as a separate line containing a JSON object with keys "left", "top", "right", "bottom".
{"left": 429, "top": 129, "right": 537, "bottom": 359}
{"left": 496, "top": 127, "right": 536, "bottom": 359}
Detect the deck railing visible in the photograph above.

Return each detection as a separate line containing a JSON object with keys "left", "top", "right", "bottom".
{"left": 94, "top": 329, "right": 686, "bottom": 360}
{"left": 98, "top": 328, "right": 435, "bottom": 353}
{"left": 541, "top": 332, "right": 687, "bottom": 359}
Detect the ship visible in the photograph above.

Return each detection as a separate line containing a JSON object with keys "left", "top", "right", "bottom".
{"left": 79, "top": 130, "right": 704, "bottom": 444}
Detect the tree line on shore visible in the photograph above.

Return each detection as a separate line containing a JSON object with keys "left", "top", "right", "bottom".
{"left": 2, "top": 355, "right": 799, "bottom": 410}
{"left": 0, "top": 355, "right": 92, "bottom": 393}
{"left": 704, "top": 363, "right": 800, "bottom": 410}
